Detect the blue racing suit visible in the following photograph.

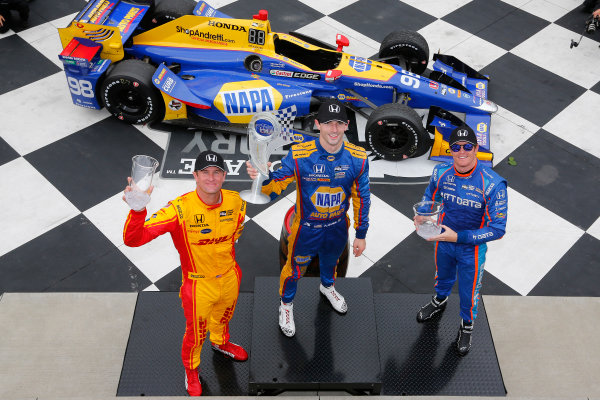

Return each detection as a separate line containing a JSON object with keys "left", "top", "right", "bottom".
{"left": 261, "top": 139, "right": 370, "bottom": 303}
{"left": 422, "top": 160, "right": 507, "bottom": 322}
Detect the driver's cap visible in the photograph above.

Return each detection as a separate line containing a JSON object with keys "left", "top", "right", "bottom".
{"left": 316, "top": 99, "right": 348, "bottom": 124}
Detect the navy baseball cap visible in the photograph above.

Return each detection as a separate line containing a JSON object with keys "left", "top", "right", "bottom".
{"left": 449, "top": 125, "right": 478, "bottom": 146}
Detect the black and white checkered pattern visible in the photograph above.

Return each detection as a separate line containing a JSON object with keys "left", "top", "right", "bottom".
{"left": 1, "top": 0, "right": 599, "bottom": 297}
{"left": 273, "top": 105, "right": 298, "bottom": 141}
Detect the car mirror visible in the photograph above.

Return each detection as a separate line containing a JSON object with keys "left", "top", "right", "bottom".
{"left": 336, "top": 34, "right": 349, "bottom": 52}
{"left": 325, "top": 69, "right": 343, "bottom": 82}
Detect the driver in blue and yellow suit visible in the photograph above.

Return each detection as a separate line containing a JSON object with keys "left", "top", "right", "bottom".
{"left": 246, "top": 99, "right": 371, "bottom": 338}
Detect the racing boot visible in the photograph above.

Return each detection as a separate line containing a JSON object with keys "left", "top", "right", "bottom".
{"left": 211, "top": 341, "right": 248, "bottom": 361}
{"left": 279, "top": 299, "right": 295, "bottom": 337}
{"left": 416, "top": 295, "right": 447, "bottom": 322}
{"left": 184, "top": 367, "right": 202, "bottom": 396}
{"left": 319, "top": 283, "right": 348, "bottom": 314}
{"left": 456, "top": 319, "right": 473, "bottom": 356}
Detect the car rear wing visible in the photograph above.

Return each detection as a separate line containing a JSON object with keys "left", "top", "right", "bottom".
{"left": 58, "top": 0, "right": 151, "bottom": 62}
{"left": 194, "top": 1, "right": 233, "bottom": 18}
{"left": 428, "top": 55, "right": 495, "bottom": 166}
{"left": 431, "top": 54, "right": 491, "bottom": 99}
{"left": 427, "top": 106, "right": 494, "bottom": 167}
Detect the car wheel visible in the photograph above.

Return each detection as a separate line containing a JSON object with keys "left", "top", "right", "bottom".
{"left": 366, "top": 103, "right": 430, "bottom": 160}
{"left": 150, "top": 0, "right": 197, "bottom": 26}
{"left": 100, "top": 60, "right": 164, "bottom": 125}
{"left": 379, "top": 30, "right": 429, "bottom": 75}
{"left": 279, "top": 206, "right": 349, "bottom": 278}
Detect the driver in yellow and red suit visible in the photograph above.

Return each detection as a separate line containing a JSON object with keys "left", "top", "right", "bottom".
{"left": 123, "top": 150, "right": 247, "bottom": 397}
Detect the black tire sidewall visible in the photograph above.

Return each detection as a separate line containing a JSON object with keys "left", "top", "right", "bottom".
{"left": 100, "top": 61, "right": 162, "bottom": 124}
{"left": 379, "top": 31, "right": 429, "bottom": 75}
{"left": 366, "top": 104, "right": 429, "bottom": 160}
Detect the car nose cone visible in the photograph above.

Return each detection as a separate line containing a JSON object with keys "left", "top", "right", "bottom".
{"left": 476, "top": 99, "right": 498, "bottom": 113}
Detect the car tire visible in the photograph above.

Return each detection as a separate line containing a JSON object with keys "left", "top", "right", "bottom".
{"left": 100, "top": 60, "right": 164, "bottom": 125}
{"left": 279, "top": 206, "right": 349, "bottom": 278}
{"left": 379, "top": 30, "right": 429, "bottom": 75}
{"left": 366, "top": 103, "right": 430, "bottom": 160}
{"left": 150, "top": 0, "right": 197, "bottom": 27}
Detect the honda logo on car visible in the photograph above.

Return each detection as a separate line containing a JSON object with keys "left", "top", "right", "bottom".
{"left": 220, "top": 88, "right": 275, "bottom": 115}
{"left": 207, "top": 20, "right": 248, "bottom": 32}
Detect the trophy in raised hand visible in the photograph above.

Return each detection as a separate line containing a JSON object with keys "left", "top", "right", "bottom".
{"left": 125, "top": 155, "right": 159, "bottom": 211}
{"left": 241, "top": 105, "right": 298, "bottom": 204}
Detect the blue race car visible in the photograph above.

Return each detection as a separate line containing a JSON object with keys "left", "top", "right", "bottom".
{"left": 58, "top": 0, "right": 497, "bottom": 163}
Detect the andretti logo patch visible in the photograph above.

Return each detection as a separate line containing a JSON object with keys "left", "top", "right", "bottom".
{"left": 349, "top": 56, "right": 372, "bottom": 72}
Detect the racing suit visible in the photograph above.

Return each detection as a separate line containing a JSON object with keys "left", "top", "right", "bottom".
{"left": 261, "top": 139, "right": 370, "bottom": 303}
{"left": 123, "top": 189, "right": 246, "bottom": 370}
{"left": 422, "top": 160, "right": 507, "bottom": 322}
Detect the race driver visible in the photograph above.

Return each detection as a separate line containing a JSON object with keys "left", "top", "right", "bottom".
{"left": 246, "top": 99, "right": 371, "bottom": 337}
{"left": 123, "top": 150, "right": 247, "bottom": 396}
{"left": 414, "top": 125, "right": 508, "bottom": 356}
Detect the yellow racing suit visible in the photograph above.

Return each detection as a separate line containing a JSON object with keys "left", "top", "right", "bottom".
{"left": 123, "top": 189, "right": 246, "bottom": 370}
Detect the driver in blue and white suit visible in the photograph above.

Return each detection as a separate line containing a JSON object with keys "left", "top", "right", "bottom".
{"left": 415, "top": 124, "right": 508, "bottom": 356}
{"left": 246, "top": 99, "right": 371, "bottom": 338}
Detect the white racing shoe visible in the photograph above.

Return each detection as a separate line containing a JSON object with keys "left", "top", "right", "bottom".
{"left": 279, "top": 299, "right": 295, "bottom": 337}
{"left": 319, "top": 284, "right": 348, "bottom": 314}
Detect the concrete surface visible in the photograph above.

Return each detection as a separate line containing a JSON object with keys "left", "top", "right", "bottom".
{"left": 1, "top": 293, "right": 599, "bottom": 400}
{"left": 0, "top": 293, "right": 137, "bottom": 399}
{"left": 484, "top": 296, "right": 600, "bottom": 399}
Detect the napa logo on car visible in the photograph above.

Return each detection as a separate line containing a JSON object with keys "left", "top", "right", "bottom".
{"left": 311, "top": 186, "right": 346, "bottom": 213}
{"left": 349, "top": 56, "right": 372, "bottom": 72}
{"left": 214, "top": 81, "right": 283, "bottom": 123}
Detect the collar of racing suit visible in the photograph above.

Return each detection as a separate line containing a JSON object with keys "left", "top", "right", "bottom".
{"left": 315, "top": 138, "right": 345, "bottom": 161}
{"left": 453, "top": 159, "right": 479, "bottom": 178}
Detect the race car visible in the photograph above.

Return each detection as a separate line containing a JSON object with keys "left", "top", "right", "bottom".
{"left": 58, "top": 0, "right": 498, "bottom": 163}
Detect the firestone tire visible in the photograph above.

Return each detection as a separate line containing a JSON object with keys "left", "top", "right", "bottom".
{"left": 150, "top": 0, "right": 197, "bottom": 27}
{"left": 278, "top": 206, "right": 349, "bottom": 278}
{"left": 379, "top": 30, "right": 429, "bottom": 75}
{"left": 366, "top": 103, "right": 430, "bottom": 160}
{"left": 100, "top": 60, "right": 164, "bottom": 125}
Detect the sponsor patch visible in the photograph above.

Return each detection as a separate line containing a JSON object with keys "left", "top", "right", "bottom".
{"left": 349, "top": 56, "right": 372, "bottom": 72}
{"left": 294, "top": 255, "right": 311, "bottom": 264}
{"left": 220, "top": 87, "right": 275, "bottom": 115}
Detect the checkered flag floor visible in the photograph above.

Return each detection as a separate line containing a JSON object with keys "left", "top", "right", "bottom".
{"left": 0, "top": 0, "right": 599, "bottom": 297}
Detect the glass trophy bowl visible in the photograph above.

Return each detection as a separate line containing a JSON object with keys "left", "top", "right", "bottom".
{"left": 125, "top": 155, "right": 159, "bottom": 210}
{"left": 413, "top": 200, "right": 443, "bottom": 239}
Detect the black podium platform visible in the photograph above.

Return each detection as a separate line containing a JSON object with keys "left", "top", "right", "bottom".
{"left": 117, "top": 278, "right": 505, "bottom": 396}
{"left": 249, "top": 277, "right": 381, "bottom": 395}
{"left": 117, "top": 292, "right": 253, "bottom": 396}
{"left": 375, "top": 294, "right": 505, "bottom": 396}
